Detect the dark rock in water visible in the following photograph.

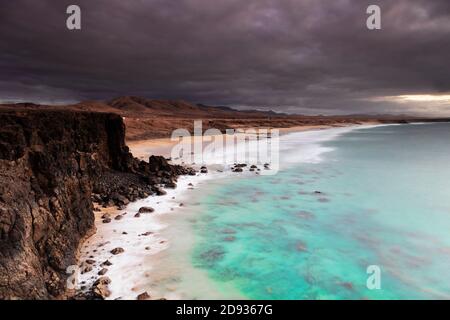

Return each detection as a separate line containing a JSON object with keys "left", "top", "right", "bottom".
{"left": 98, "top": 268, "right": 108, "bottom": 276}
{"left": 250, "top": 165, "right": 258, "bottom": 169}
{"left": 110, "top": 247, "right": 124, "bottom": 255}
{"left": 140, "top": 232, "right": 153, "bottom": 236}
{"left": 199, "top": 247, "right": 226, "bottom": 266}
{"left": 134, "top": 213, "right": 141, "bottom": 218}
{"left": 101, "top": 213, "right": 111, "bottom": 219}
{"left": 138, "top": 206, "right": 155, "bottom": 213}
{"left": 81, "top": 265, "right": 93, "bottom": 274}
{"left": 101, "top": 260, "right": 113, "bottom": 267}
{"left": 91, "top": 285, "right": 111, "bottom": 299}
{"left": 91, "top": 277, "right": 112, "bottom": 299}
{"left": 296, "top": 241, "right": 308, "bottom": 252}
{"left": 233, "top": 167, "right": 243, "bottom": 172}
{"left": 85, "top": 259, "right": 96, "bottom": 265}
{"left": 221, "top": 228, "right": 236, "bottom": 234}
{"left": 94, "top": 277, "right": 111, "bottom": 286}
{"left": 137, "top": 292, "right": 150, "bottom": 300}
{"left": 114, "top": 215, "right": 123, "bottom": 221}
{"left": 102, "top": 218, "right": 112, "bottom": 224}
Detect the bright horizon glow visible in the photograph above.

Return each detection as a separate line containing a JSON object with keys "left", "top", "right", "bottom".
{"left": 396, "top": 95, "right": 450, "bottom": 102}
{"left": 369, "top": 94, "right": 450, "bottom": 104}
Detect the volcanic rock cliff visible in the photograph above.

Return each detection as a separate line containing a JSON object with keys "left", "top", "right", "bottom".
{"left": 0, "top": 110, "right": 192, "bottom": 299}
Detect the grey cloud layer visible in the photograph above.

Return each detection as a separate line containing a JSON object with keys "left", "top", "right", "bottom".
{"left": 1, "top": 0, "right": 449, "bottom": 114}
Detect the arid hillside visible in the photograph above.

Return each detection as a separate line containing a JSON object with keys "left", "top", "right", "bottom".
{"left": 1, "top": 97, "right": 446, "bottom": 141}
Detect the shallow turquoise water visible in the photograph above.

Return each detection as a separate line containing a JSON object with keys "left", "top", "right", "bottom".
{"left": 191, "top": 124, "right": 450, "bottom": 299}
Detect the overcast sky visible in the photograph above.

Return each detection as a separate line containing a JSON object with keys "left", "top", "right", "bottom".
{"left": 1, "top": 0, "right": 450, "bottom": 115}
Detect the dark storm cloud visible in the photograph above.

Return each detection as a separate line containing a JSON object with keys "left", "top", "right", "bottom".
{"left": 1, "top": 0, "right": 450, "bottom": 114}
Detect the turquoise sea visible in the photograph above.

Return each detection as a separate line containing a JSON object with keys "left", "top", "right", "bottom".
{"left": 159, "top": 123, "right": 450, "bottom": 299}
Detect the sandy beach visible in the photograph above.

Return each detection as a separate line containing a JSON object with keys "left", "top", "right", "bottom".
{"left": 78, "top": 174, "right": 212, "bottom": 299}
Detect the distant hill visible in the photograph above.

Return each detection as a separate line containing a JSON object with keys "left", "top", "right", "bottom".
{"left": 1, "top": 96, "right": 448, "bottom": 140}
{"left": 106, "top": 96, "right": 284, "bottom": 118}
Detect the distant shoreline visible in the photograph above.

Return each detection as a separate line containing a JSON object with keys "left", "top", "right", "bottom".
{"left": 2, "top": 97, "right": 448, "bottom": 142}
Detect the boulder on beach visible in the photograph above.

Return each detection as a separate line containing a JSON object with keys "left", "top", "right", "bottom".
{"left": 165, "top": 181, "right": 177, "bottom": 188}
{"left": 98, "top": 268, "right": 108, "bottom": 275}
{"left": 138, "top": 206, "right": 154, "bottom": 213}
{"left": 91, "top": 277, "right": 112, "bottom": 299}
{"left": 112, "top": 193, "right": 130, "bottom": 205}
{"left": 94, "top": 276, "right": 111, "bottom": 286}
{"left": 137, "top": 292, "right": 150, "bottom": 300}
{"left": 81, "top": 265, "right": 93, "bottom": 274}
{"left": 101, "top": 260, "right": 113, "bottom": 267}
{"left": 154, "top": 187, "right": 167, "bottom": 196}
{"left": 110, "top": 247, "right": 124, "bottom": 255}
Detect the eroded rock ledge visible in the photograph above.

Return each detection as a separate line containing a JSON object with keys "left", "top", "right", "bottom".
{"left": 0, "top": 110, "right": 193, "bottom": 299}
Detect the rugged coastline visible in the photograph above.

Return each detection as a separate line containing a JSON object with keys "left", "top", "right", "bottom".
{"left": 0, "top": 109, "right": 193, "bottom": 299}
{"left": 1, "top": 103, "right": 449, "bottom": 300}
